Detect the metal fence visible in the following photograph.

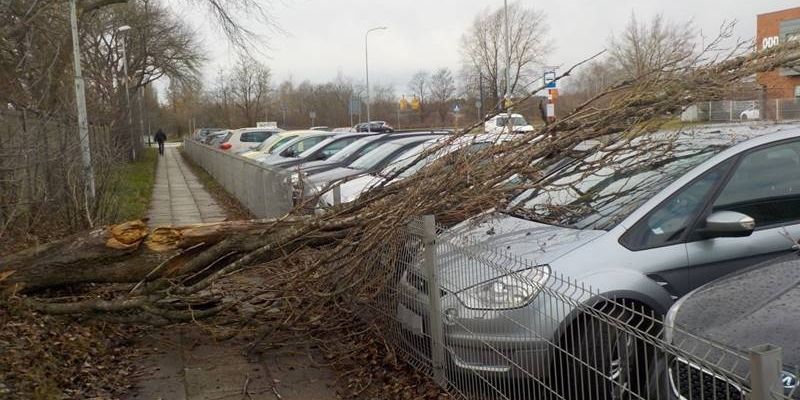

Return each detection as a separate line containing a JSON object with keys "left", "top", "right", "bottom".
{"left": 358, "top": 215, "right": 793, "bottom": 400}
{"left": 182, "top": 139, "right": 293, "bottom": 218}
{"left": 682, "top": 99, "right": 800, "bottom": 123}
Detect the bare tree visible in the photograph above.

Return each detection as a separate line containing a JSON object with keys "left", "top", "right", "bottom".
{"left": 407, "top": 71, "right": 429, "bottom": 104}
{"left": 429, "top": 68, "right": 456, "bottom": 123}
{"left": 460, "top": 2, "right": 550, "bottom": 109}
{"left": 228, "top": 56, "right": 272, "bottom": 126}
{"left": 608, "top": 13, "right": 696, "bottom": 79}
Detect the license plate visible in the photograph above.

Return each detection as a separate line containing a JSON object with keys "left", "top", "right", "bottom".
{"left": 397, "top": 304, "right": 424, "bottom": 335}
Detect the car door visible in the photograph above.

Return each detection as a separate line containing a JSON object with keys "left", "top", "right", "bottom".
{"left": 685, "top": 138, "right": 800, "bottom": 289}
{"left": 619, "top": 161, "right": 733, "bottom": 298}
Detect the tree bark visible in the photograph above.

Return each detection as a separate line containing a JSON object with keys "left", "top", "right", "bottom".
{"left": 0, "top": 219, "right": 290, "bottom": 293}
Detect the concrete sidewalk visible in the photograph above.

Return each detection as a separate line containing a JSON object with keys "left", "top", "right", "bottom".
{"left": 127, "top": 144, "right": 338, "bottom": 400}
{"left": 147, "top": 145, "right": 226, "bottom": 226}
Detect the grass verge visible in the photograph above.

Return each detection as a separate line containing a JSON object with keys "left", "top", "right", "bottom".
{"left": 107, "top": 147, "right": 158, "bottom": 222}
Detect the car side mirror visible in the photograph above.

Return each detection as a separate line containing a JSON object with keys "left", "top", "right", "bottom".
{"left": 698, "top": 211, "right": 755, "bottom": 239}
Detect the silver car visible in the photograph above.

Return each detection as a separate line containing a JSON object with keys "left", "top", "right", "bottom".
{"left": 398, "top": 124, "right": 800, "bottom": 393}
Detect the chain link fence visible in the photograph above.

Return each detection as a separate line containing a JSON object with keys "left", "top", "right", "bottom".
{"left": 183, "top": 139, "right": 293, "bottom": 218}
{"left": 356, "top": 215, "right": 793, "bottom": 400}
{"left": 0, "top": 109, "right": 116, "bottom": 241}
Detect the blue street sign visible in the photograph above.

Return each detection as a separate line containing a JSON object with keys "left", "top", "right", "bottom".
{"left": 544, "top": 71, "right": 557, "bottom": 89}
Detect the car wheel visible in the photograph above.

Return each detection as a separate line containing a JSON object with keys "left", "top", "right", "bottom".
{"left": 741, "top": 114, "right": 748, "bottom": 121}
{"left": 551, "top": 302, "right": 658, "bottom": 400}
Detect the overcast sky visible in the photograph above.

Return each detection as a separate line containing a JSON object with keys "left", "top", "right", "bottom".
{"left": 171, "top": 0, "right": 797, "bottom": 93}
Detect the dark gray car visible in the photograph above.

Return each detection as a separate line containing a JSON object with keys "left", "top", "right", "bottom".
{"left": 298, "top": 135, "right": 440, "bottom": 195}
{"left": 662, "top": 252, "right": 800, "bottom": 399}
{"left": 261, "top": 133, "right": 374, "bottom": 169}
{"left": 295, "top": 131, "right": 451, "bottom": 176}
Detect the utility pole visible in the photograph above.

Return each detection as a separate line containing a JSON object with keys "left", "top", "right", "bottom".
{"left": 69, "top": 0, "right": 95, "bottom": 200}
{"left": 364, "top": 26, "right": 387, "bottom": 133}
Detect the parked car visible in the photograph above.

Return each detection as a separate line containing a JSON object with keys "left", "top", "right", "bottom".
{"left": 254, "top": 132, "right": 334, "bottom": 164}
{"left": 260, "top": 133, "right": 374, "bottom": 168}
{"left": 204, "top": 130, "right": 230, "bottom": 145}
{"left": 660, "top": 252, "right": 800, "bottom": 400}
{"left": 192, "top": 127, "right": 223, "bottom": 142}
{"left": 396, "top": 125, "right": 800, "bottom": 397}
{"left": 295, "top": 135, "right": 443, "bottom": 201}
{"left": 317, "top": 135, "right": 501, "bottom": 207}
{"left": 740, "top": 107, "right": 760, "bottom": 120}
{"left": 240, "top": 131, "right": 321, "bottom": 159}
{"left": 485, "top": 113, "right": 534, "bottom": 134}
{"left": 356, "top": 121, "right": 394, "bottom": 133}
{"left": 294, "top": 131, "right": 451, "bottom": 177}
{"left": 217, "top": 127, "right": 281, "bottom": 153}
{"left": 309, "top": 126, "right": 330, "bottom": 131}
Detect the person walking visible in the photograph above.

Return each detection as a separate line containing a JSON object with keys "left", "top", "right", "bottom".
{"left": 154, "top": 129, "right": 167, "bottom": 156}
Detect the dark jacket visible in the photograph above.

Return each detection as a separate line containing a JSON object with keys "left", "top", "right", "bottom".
{"left": 154, "top": 130, "right": 167, "bottom": 143}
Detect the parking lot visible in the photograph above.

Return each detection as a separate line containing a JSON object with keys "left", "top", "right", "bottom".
{"left": 182, "top": 120, "right": 800, "bottom": 400}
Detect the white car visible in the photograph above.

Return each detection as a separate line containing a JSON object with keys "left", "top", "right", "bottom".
{"left": 217, "top": 127, "right": 281, "bottom": 153}
{"left": 740, "top": 107, "right": 760, "bottom": 120}
{"left": 485, "top": 113, "right": 534, "bottom": 134}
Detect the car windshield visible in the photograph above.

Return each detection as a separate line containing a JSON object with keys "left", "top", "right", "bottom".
{"left": 506, "top": 133, "right": 743, "bottom": 231}
{"left": 496, "top": 116, "right": 527, "bottom": 126}
{"left": 268, "top": 135, "right": 299, "bottom": 153}
{"left": 326, "top": 137, "right": 378, "bottom": 163}
{"left": 348, "top": 141, "right": 407, "bottom": 170}
{"left": 255, "top": 134, "right": 289, "bottom": 151}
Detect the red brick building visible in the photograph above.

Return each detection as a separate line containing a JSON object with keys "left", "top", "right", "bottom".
{"left": 756, "top": 7, "right": 800, "bottom": 101}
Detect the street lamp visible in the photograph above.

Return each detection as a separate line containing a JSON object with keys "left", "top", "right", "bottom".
{"left": 117, "top": 25, "right": 136, "bottom": 160}
{"left": 364, "top": 26, "right": 387, "bottom": 133}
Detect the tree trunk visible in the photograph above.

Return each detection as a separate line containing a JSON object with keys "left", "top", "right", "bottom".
{"left": 0, "top": 219, "right": 292, "bottom": 293}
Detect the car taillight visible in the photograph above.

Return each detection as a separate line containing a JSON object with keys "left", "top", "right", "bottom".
{"left": 220, "top": 143, "right": 232, "bottom": 150}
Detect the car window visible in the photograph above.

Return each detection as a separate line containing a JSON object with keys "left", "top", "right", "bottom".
{"left": 507, "top": 134, "right": 741, "bottom": 231}
{"left": 349, "top": 142, "right": 406, "bottom": 170}
{"left": 284, "top": 136, "right": 327, "bottom": 156}
{"left": 621, "top": 161, "right": 730, "bottom": 250}
{"left": 711, "top": 140, "right": 800, "bottom": 228}
{"left": 317, "top": 138, "right": 360, "bottom": 159}
{"left": 268, "top": 136, "right": 298, "bottom": 153}
{"left": 241, "top": 131, "right": 272, "bottom": 142}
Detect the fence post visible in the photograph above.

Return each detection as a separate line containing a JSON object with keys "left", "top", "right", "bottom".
{"left": 749, "top": 344, "right": 782, "bottom": 400}
{"left": 422, "top": 214, "right": 446, "bottom": 386}
{"left": 729, "top": 100, "right": 734, "bottom": 122}
{"left": 333, "top": 184, "right": 342, "bottom": 206}
{"left": 776, "top": 99, "right": 781, "bottom": 122}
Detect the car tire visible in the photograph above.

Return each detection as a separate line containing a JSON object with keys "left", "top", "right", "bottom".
{"left": 741, "top": 115, "right": 748, "bottom": 121}
{"left": 551, "top": 301, "right": 658, "bottom": 400}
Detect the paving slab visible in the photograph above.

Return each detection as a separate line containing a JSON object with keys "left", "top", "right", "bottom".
{"left": 147, "top": 146, "right": 227, "bottom": 226}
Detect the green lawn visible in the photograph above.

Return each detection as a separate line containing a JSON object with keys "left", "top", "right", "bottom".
{"left": 107, "top": 148, "right": 158, "bottom": 222}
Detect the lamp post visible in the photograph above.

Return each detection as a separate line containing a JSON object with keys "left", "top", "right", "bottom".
{"left": 503, "top": 0, "right": 511, "bottom": 109}
{"left": 364, "top": 26, "right": 387, "bottom": 133}
{"left": 68, "top": 0, "right": 95, "bottom": 200}
{"left": 117, "top": 25, "right": 135, "bottom": 160}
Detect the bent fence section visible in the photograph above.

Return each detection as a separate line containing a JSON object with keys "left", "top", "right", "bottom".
{"left": 183, "top": 139, "right": 292, "bottom": 218}
{"left": 356, "top": 215, "right": 793, "bottom": 400}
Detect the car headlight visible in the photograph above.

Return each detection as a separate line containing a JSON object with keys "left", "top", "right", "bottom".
{"left": 456, "top": 266, "right": 549, "bottom": 310}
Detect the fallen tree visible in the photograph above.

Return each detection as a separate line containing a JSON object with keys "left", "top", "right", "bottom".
{"left": 3, "top": 39, "right": 800, "bottom": 325}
